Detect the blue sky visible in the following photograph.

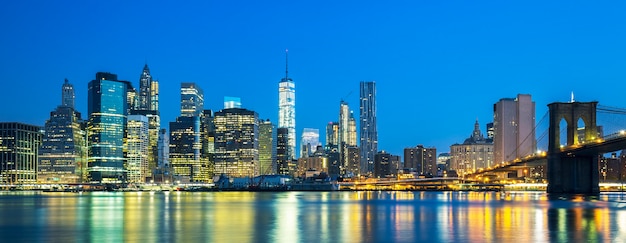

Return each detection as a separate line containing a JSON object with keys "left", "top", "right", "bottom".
{"left": 1, "top": 1, "right": 626, "bottom": 156}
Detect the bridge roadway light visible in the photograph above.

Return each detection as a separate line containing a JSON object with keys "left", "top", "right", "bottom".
{"left": 620, "top": 130, "right": 626, "bottom": 135}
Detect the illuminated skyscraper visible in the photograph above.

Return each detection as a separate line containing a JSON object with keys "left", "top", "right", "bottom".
{"left": 138, "top": 64, "right": 152, "bottom": 110}
{"left": 276, "top": 128, "right": 290, "bottom": 175}
{"left": 278, "top": 50, "right": 296, "bottom": 159}
{"left": 325, "top": 122, "right": 339, "bottom": 149}
{"left": 0, "top": 123, "right": 42, "bottom": 184}
{"left": 170, "top": 83, "right": 205, "bottom": 182}
{"left": 87, "top": 72, "right": 129, "bottom": 183}
{"left": 181, "top": 83, "right": 204, "bottom": 117}
{"left": 39, "top": 79, "right": 86, "bottom": 183}
{"left": 126, "top": 115, "right": 149, "bottom": 183}
{"left": 157, "top": 129, "right": 169, "bottom": 168}
{"left": 259, "top": 119, "right": 276, "bottom": 174}
{"left": 214, "top": 108, "right": 259, "bottom": 177}
{"left": 359, "top": 81, "right": 377, "bottom": 175}
{"left": 493, "top": 94, "right": 536, "bottom": 164}
{"left": 133, "top": 64, "right": 160, "bottom": 179}
{"left": 338, "top": 101, "right": 355, "bottom": 174}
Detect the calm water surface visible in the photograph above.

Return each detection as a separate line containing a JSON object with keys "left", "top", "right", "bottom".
{"left": 1, "top": 191, "right": 626, "bottom": 242}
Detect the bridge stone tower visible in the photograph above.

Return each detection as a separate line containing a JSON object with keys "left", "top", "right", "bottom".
{"left": 547, "top": 102, "right": 599, "bottom": 194}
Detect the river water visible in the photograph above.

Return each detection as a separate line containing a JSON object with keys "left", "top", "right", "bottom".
{"left": 1, "top": 191, "right": 626, "bottom": 242}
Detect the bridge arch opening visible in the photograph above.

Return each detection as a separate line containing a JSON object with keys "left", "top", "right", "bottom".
{"left": 559, "top": 118, "right": 568, "bottom": 148}
{"left": 577, "top": 117, "right": 586, "bottom": 144}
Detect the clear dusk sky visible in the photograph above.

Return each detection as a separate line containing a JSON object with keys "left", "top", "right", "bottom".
{"left": 1, "top": 1, "right": 626, "bottom": 156}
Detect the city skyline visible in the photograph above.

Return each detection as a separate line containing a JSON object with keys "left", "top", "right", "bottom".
{"left": 2, "top": 2, "right": 626, "bottom": 156}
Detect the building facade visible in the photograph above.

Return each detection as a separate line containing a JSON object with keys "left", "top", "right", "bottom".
{"left": 493, "top": 94, "right": 536, "bottom": 164}
{"left": 359, "top": 81, "right": 377, "bottom": 175}
{"left": 374, "top": 151, "right": 400, "bottom": 178}
{"left": 87, "top": 72, "right": 129, "bottom": 183}
{"left": 259, "top": 119, "right": 276, "bottom": 175}
{"left": 450, "top": 120, "right": 494, "bottom": 176}
{"left": 404, "top": 145, "right": 437, "bottom": 176}
{"left": 0, "top": 123, "right": 41, "bottom": 184}
{"left": 213, "top": 108, "right": 259, "bottom": 178}
{"left": 276, "top": 127, "right": 290, "bottom": 175}
{"left": 126, "top": 115, "right": 149, "bottom": 183}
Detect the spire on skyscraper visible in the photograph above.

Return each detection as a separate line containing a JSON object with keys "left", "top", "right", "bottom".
{"left": 285, "top": 49, "right": 289, "bottom": 79}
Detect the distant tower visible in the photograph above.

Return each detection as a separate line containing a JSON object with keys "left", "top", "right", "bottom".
{"left": 39, "top": 79, "right": 86, "bottom": 183}
{"left": 359, "top": 81, "right": 377, "bottom": 175}
{"left": 138, "top": 64, "right": 152, "bottom": 110}
{"left": 278, "top": 49, "right": 296, "bottom": 159}
{"left": 61, "top": 78, "right": 75, "bottom": 109}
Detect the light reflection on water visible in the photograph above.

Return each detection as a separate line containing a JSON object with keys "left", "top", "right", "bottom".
{"left": 1, "top": 191, "right": 626, "bottom": 242}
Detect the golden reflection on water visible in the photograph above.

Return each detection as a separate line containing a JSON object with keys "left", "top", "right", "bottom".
{"left": 0, "top": 191, "right": 625, "bottom": 242}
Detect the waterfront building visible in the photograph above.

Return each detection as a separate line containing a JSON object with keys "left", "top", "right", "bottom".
{"left": 87, "top": 72, "right": 129, "bottom": 183}
{"left": 126, "top": 115, "right": 149, "bottom": 183}
{"left": 404, "top": 145, "right": 437, "bottom": 176}
{"left": 493, "top": 94, "right": 536, "bottom": 164}
{"left": 450, "top": 120, "right": 494, "bottom": 176}
{"left": 0, "top": 122, "right": 42, "bottom": 184}
{"left": 296, "top": 153, "right": 328, "bottom": 178}
{"left": 600, "top": 152, "right": 623, "bottom": 182}
{"left": 38, "top": 79, "right": 86, "bottom": 183}
{"left": 359, "top": 81, "right": 378, "bottom": 175}
{"left": 276, "top": 127, "right": 290, "bottom": 175}
{"left": 213, "top": 108, "right": 259, "bottom": 178}
{"left": 300, "top": 128, "right": 320, "bottom": 158}
{"left": 259, "top": 119, "right": 276, "bottom": 175}
{"left": 374, "top": 151, "right": 400, "bottom": 178}
{"left": 169, "top": 116, "right": 203, "bottom": 182}
{"left": 278, "top": 50, "right": 296, "bottom": 160}
{"left": 486, "top": 122, "right": 494, "bottom": 142}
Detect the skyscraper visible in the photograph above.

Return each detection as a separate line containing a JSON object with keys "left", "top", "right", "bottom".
{"left": 61, "top": 78, "right": 75, "bottom": 109}
{"left": 338, "top": 101, "right": 355, "bottom": 174}
{"left": 278, "top": 50, "right": 296, "bottom": 159}
{"left": 325, "top": 122, "right": 339, "bottom": 149}
{"left": 359, "top": 81, "right": 377, "bottom": 175}
{"left": 138, "top": 64, "right": 152, "bottom": 111}
{"left": 181, "top": 83, "right": 204, "bottom": 117}
{"left": 259, "top": 119, "right": 276, "bottom": 175}
{"left": 157, "top": 128, "right": 169, "bottom": 168}
{"left": 126, "top": 115, "right": 149, "bottom": 183}
{"left": 213, "top": 108, "right": 259, "bottom": 178}
{"left": 39, "top": 79, "right": 86, "bottom": 183}
{"left": 134, "top": 64, "right": 160, "bottom": 177}
{"left": 0, "top": 122, "right": 42, "bottom": 184}
{"left": 276, "top": 127, "right": 290, "bottom": 175}
{"left": 87, "top": 72, "right": 129, "bottom": 183}
{"left": 493, "top": 94, "right": 536, "bottom": 164}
